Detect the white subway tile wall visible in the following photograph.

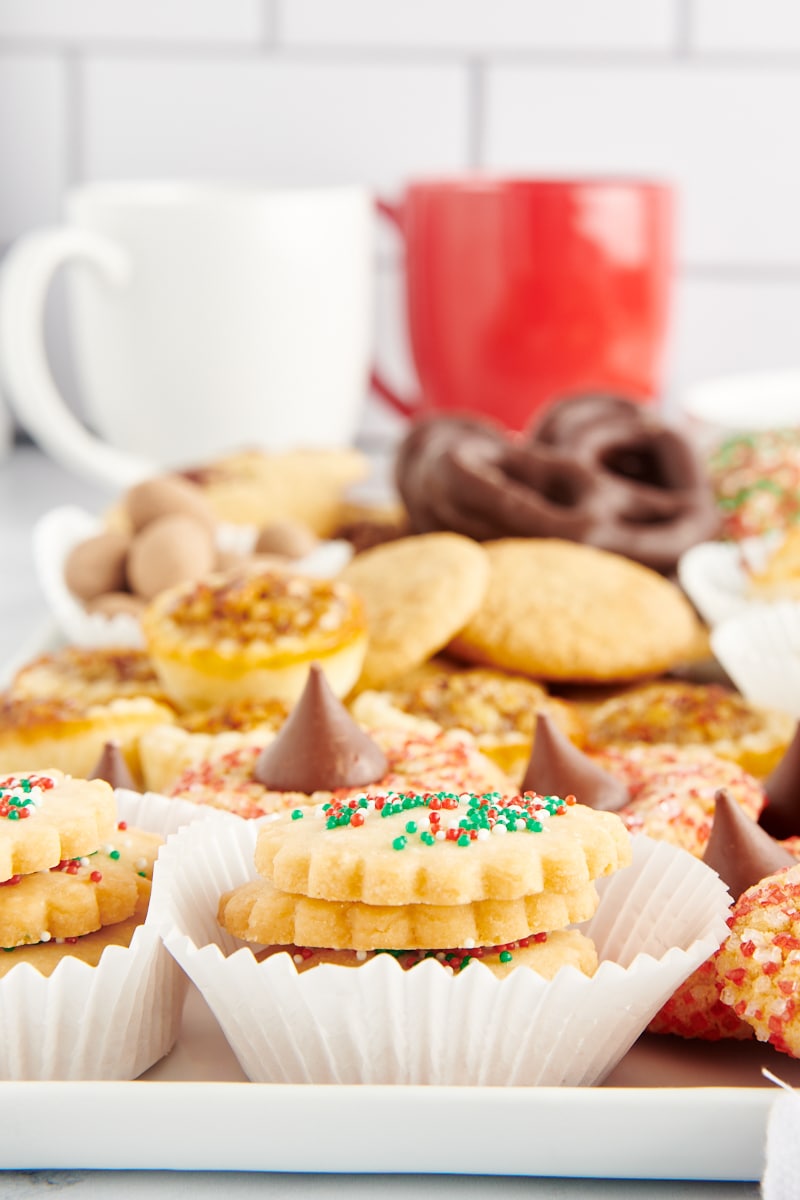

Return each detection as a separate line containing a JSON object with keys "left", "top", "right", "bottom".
{"left": 0, "top": 0, "right": 797, "bottom": 443}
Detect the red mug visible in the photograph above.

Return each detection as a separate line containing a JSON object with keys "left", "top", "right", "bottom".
{"left": 372, "top": 177, "right": 675, "bottom": 433}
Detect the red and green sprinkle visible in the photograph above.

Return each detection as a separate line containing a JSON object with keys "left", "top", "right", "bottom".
{"left": 0, "top": 774, "right": 54, "bottom": 821}
{"left": 318, "top": 790, "right": 572, "bottom": 848}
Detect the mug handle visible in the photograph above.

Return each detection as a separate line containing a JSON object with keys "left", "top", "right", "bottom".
{"left": 0, "top": 227, "right": 156, "bottom": 489}
{"left": 370, "top": 197, "right": 418, "bottom": 419}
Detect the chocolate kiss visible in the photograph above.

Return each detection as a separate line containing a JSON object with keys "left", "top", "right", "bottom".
{"left": 759, "top": 723, "right": 800, "bottom": 840}
{"left": 88, "top": 739, "right": 139, "bottom": 792}
{"left": 704, "top": 789, "right": 796, "bottom": 900}
{"left": 519, "top": 712, "right": 630, "bottom": 812}
{"left": 253, "top": 664, "right": 388, "bottom": 793}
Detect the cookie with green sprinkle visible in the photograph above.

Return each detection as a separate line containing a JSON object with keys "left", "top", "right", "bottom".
{"left": 254, "top": 789, "right": 631, "bottom": 906}
{"left": 0, "top": 771, "right": 117, "bottom": 882}
{"left": 0, "top": 849, "right": 149, "bottom": 948}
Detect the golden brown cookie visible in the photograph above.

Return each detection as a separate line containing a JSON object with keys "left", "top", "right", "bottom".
{"left": 9, "top": 646, "right": 169, "bottom": 707}
{"left": 178, "top": 447, "right": 369, "bottom": 537}
{"left": 0, "top": 694, "right": 175, "bottom": 785}
{"left": 583, "top": 680, "right": 795, "bottom": 779}
{"left": 340, "top": 533, "right": 490, "bottom": 690}
{"left": 0, "top": 772, "right": 117, "bottom": 882}
{"left": 447, "top": 538, "right": 705, "bottom": 683}
{"left": 139, "top": 698, "right": 290, "bottom": 795}
{"left": 362, "top": 663, "right": 585, "bottom": 782}
{"left": 166, "top": 711, "right": 508, "bottom": 820}
{"left": 0, "top": 889, "right": 150, "bottom": 979}
{"left": 255, "top": 928, "right": 598, "bottom": 980}
{"left": 218, "top": 874, "right": 599, "bottom": 951}
{"left": 141, "top": 564, "right": 368, "bottom": 710}
{"left": 254, "top": 792, "right": 631, "bottom": 906}
{"left": 0, "top": 851, "right": 148, "bottom": 948}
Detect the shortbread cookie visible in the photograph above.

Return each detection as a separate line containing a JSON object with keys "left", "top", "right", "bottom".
{"left": 583, "top": 680, "right": 795, "bottom": 778}
{"left": 254, "top": 792, "right": 632, "bottom": 906}
{"left": 0, "top": 890, "right": 149, "bottom": 979}
{"left": 167, "top": 718, "right": 508, "bottom": 820}
{"left": 0, "top": 694, "right": 175, "bottom": 785}
{"left": 9, "top": 646, "right": 169, "bottom": 707}
{"left": 111, "top": 822, "right": 163, "bottom": 880}
{"left": 363, "top": 664, "right": 585, "bottom": 780}
{"left": 0, "top": 851, "right": 148, "bottom": 948}
{"left": 219, "top": 875, "right": 600, "bottom": 952}
{"left": 716, "top": 865, "right": 800, "bottom": 1057}
{"left": 0, "top": 772, "right": 117, "bottom": 882}
{"left": 141, "top": 565, "right": 367, "bottom": 709}
{"left": 340, "top": 533, "right": 490, "bottom": 690}
{"left": 593, "top": 745, "right": 765, "bottom": 858}
{"left": 447, "top": 538, "right": 705, "bottom": 682}
{"left": 254, "top": 928, "right": 598, "bottom": 980}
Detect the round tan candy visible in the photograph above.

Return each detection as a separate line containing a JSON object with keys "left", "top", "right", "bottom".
{"left": 126, "top": 513, "right": 216, "bottom": 601}
{"left": 124, "top": 475, "right": 216, "bottom": 534}
{"left": 255, "top": 519, "right": 319, "bottom": 560}
{"left": 63, "top": 530, "right": 131, "bottom": 602}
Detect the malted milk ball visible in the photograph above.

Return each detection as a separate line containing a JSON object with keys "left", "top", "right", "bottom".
{"left": 64, "top": 530, "right": 131, "bottom": 602}
{"left": 125, "top": 475, "right": 216, "bottom": 535}
{"left": 126, "top": 514, "right": 216, "bottom": 600}
{"left": 254, "top": 519, "right": 319, "bottom": 560}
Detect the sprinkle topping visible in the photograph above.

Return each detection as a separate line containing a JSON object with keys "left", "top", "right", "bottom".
{"left": 319, "top": 790, "right": 571, "bottom": 848}
{"left": 0, "top": 774, "right": 54, "bottom": 820}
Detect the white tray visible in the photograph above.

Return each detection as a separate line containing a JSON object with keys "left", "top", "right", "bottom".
{"left": 0, "top": 626, "right": 792, "bottom": 1183}
{"left": 0, "top": 982, "right": 792, "bottom": 1180}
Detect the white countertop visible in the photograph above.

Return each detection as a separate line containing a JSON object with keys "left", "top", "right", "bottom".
{"left": 0, "top": 444, "right": 763, "bottom": 1199}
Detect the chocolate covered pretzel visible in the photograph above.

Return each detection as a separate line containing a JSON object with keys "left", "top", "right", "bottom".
{"left": 395, "top": 396, "right": 721, "bottom": 574}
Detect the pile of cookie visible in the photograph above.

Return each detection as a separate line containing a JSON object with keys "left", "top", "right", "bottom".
{"left": 8, "top": 410, "right": 800, "bottom": 1079}
{"left": 219, "top": 785, "right": 630, "bottom": 980}
{"left": 0, "top": 769, "right": 160, "bottom": 976}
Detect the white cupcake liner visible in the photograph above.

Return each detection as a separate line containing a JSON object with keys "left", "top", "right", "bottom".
{"left": 0, "top": 787, "right": 214, "bottom": 1081}
{"left": 151, "top": 816, "right": 731, "bottom": 1088}
{"left": 677, "top": 533, "right": 783, "bottom": 629}
{"left": 711, "top": 600, "right": 800, "bottom": 719}
{"left": 33, "top": 504, "right": 354, "bottom": 650}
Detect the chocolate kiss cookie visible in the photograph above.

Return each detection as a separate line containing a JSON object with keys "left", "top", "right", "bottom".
{"left": 519, "top": 712, "right": 630, "bottom": 812}
{"left": 760, "top": 723, "right": 800, "bottom": 840}
{"left": 253, "top": 664, "right": 388, "bottom": 793}
{"left": 88, "top": 740, "right": 139, "bottom": 792}
{"left": 704, "top": 788, "right": 795, "bottom": 901}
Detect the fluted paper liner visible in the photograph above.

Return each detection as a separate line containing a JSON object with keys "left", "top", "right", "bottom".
{"left": 0, "top": 788, "right": 214, "bottom": 1081}
{"left": 712, "top": 600, "right": 800, "bottom": 720}
{"left": 152, "top": 816, "right": 732, "bottom": 1087}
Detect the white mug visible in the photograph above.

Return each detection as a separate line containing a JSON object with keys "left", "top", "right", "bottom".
{"left": 0, "top": 181, "right": 374, "bottom": 488}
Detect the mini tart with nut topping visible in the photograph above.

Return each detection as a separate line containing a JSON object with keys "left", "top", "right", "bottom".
{"left": 9, "top": 645, "right": 169, "bottom": 707}
{"left": 0, "top": 694, "right": 175, "bottom": 786}
{"left": 582, "top": 680, "right": 795, "bottom": 779}
{"left": 141, "top": 565, "right": 368, "bottom": 710}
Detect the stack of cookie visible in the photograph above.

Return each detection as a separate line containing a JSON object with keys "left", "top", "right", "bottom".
{"left": 152, "top": 789, "right": 732, "bottom": 1088}
{"left": 218, "top": 789, "right": 631, "bottom": 978}
{"left": 0, "top": 770, "right": 160, "bottom": 976}
{"left": 0, "top": 769, "right": 202, "bottom": 1080}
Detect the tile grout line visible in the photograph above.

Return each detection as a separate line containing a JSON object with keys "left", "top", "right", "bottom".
{"left": 466, "top": 58, "right": 486, "bottom": 169}
{"left": 62, "top": 48, "right": 84, "bottom": 188}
